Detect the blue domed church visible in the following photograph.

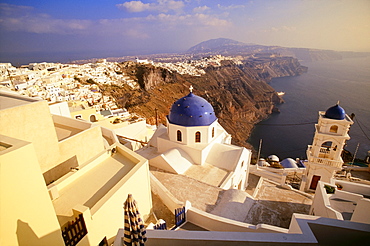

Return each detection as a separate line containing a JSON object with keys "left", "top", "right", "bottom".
{"left": 300, "top": 103, "right": 353, "bottom": 191}
{"left": 147, "top": 87, "right": 251, "bottom": 190}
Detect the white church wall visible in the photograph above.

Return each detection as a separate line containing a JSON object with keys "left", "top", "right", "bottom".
{"left": 157, "top": 136, "right": 201, "bottom": 164}
{"left": 168, "top": 123, "right": 209, "bottom": 145}
{"left": 206, "top": 143, "right": 242, "bottom": 171}
{"left": 158, "top": 132, "right": 221, "bottom": 166}
{"left": 184, "top": 125, "right": 209, "bottom": 145}
{"left": 167, "top": 122, "right": 187, "bottom": 143}
{"left": 351, "top": 198, "right": 370, "bottom": 224}
{"left": 167, "top": 120, "right": 220, "bottom": 145}
{"left": 150, "top": 148, "right": 193, "bottom": 174}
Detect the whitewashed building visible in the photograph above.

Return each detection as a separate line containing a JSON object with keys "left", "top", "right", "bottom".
{"left": 146, "top": 88, "right": 251, "bottom": 190}
{"left": 301, "top": 103, "right": 354, "bottom": 191}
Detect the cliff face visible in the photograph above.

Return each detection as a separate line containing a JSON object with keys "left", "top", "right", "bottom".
{"left": 242, "top": 56, "right": 307, "bottom": 82}
{"left": 103, "top": 57, "right": 305, "bottom": 148}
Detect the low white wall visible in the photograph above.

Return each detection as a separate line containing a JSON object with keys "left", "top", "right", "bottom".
{"left": 310, "top": 181, "right": 343, "bottom": 220}
{"left": 48, "top": 150, "right": 109, "bottom": 192}
{"left": 333, "top": 189, "right": 364, "bottom": 204}
{"left": 52, "top": 114, "right": 92, "bottom": 130}
{"left": 114, "top": 211, "right": 370, "bottom": 246}
{"left": 335, "top": 180, "right": 370, "bottom": 197}
{"left": 144, "top": 229, "right": 314, "bottom": 246}
{"left": 187, "top": 207, "right": 288, "bottom": 233}
{"left": 250, "top": 167, "right": 282, "bottom": 183}
{"left": 219, "top": 172, "right": 234, "bottom": 189}
{"left": 101, "top": 126, "right": 119, "bottom": 147}
{"left": 253, "top": 176, "right": 264, "bottom": 198}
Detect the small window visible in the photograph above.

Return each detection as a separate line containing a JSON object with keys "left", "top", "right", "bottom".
{"left": 75, "top": 115, "right": 82, "bottom": 119}
{"left": 177, "top": 130, "right": 182, "bottom": 142}
{"left": 90, "top": 114, "right": 97, "bottom": 122}
{"left": 330, "top": 125, "right": 338, "bottom": 133}
{"left": 212, "top": 127, "right": 215, "bottom": 138}
{"left": 195, "top": 131, "right": 201, "bottom": 143}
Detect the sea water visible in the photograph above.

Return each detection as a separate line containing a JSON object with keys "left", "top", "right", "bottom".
{"left": 247, "top": 56, "right": 370, "bottom": 160}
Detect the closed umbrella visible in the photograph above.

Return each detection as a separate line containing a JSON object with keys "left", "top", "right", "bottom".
{"left": 124, "top": 194, "right": 147, "bottom": 246}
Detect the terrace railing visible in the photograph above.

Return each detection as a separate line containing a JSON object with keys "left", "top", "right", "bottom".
{"left": 61, "top": 214, "right": 88, "bottom": 246}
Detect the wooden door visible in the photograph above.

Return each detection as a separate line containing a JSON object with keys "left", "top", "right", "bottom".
{"left": 310, "top": 175, "right": 321, "bottom": 190}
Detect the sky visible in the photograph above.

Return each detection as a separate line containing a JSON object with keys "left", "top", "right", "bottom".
{"left": 0, "top": 0, "right": 369, "bottom": 64}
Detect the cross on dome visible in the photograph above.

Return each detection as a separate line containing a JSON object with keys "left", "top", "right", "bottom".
{"left": 168, "top": 88, "right": 217, "bottom": 126}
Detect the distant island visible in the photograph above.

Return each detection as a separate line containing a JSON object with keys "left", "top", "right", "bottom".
{"left": 71, "top": 38, "right": 370, "bottom": 65}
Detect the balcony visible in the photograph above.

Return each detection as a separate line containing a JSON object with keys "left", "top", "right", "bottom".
{"left": 307, "top": 146, "right": 343, "bottom": 169}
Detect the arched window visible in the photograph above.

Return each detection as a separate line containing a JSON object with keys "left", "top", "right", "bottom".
{"left": 330, "top": 125, "right": 338, "bottom": 133}
{"left": 321, "top": 141, "right": 333, "bottom": 149}
{"left": 195, "top": 131, "right": 201, "bottom": 143}
{"left": 319, "top": 141, "right": 333, "bottom": 158}
{"left": 177, "top": 130, "right": 182, "bottom": 142}
{"left": 212, "top": 127, "right": 215, "bottom": 138}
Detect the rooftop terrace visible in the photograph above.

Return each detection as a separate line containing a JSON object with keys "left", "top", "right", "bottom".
{"left": 52, "top": 150, "right": 136, "bottom": 226}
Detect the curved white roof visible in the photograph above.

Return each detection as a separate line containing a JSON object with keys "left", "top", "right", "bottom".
{"left": 268, "top": 155, "right": 279, "bottom": 162}
{"left": 280, "top": 158, "right": 298, "bottom": 169}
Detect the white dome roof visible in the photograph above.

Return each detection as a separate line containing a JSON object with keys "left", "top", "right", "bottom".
{"left": 268, "top": 155, "right": 279, "bottom": 162}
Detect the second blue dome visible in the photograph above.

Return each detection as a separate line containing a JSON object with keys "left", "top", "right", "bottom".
{"left": 325, "top": 104, "right": 346, "bottom": 120}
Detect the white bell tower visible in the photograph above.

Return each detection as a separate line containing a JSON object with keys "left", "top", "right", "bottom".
{"left": 301, "top": 103, "right": 353, "bottom": 191}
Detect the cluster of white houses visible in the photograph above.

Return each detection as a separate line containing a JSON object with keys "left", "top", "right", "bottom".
{"left": 0, "top": 56, "right": 240, "bottom": 108}
{"left": 1, "top": 84, "right": 369, "bottom": 245}
{"left": 0, "top": 61, "right": 136, "bottom": 111}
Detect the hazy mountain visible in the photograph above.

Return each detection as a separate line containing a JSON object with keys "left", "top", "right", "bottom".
{"left": 187, "top": 38, "right": 249, "bottom": 53}
{"left": 187, "top": 38, "right": 369, "bottom": 62}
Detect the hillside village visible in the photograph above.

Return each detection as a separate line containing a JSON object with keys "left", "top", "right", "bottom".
{"left": 0, "top": 55, "right": 243, "bottom": 108}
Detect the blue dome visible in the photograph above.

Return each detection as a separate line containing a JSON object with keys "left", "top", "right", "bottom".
{"left": 325, "top": 104, "right": 345, "bottom": 120}
{"left": 168, "top": 92, "right": 217, "bottom": 126}
{"left": 280, "top": 158, "right": 298, "bottom": 169}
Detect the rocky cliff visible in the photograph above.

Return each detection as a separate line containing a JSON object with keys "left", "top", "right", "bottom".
{"left": 242, "top": 56, "right": 307, "bottom": 82}
{"left": 102, "top": 57, "right": 305, "bottom": 148}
